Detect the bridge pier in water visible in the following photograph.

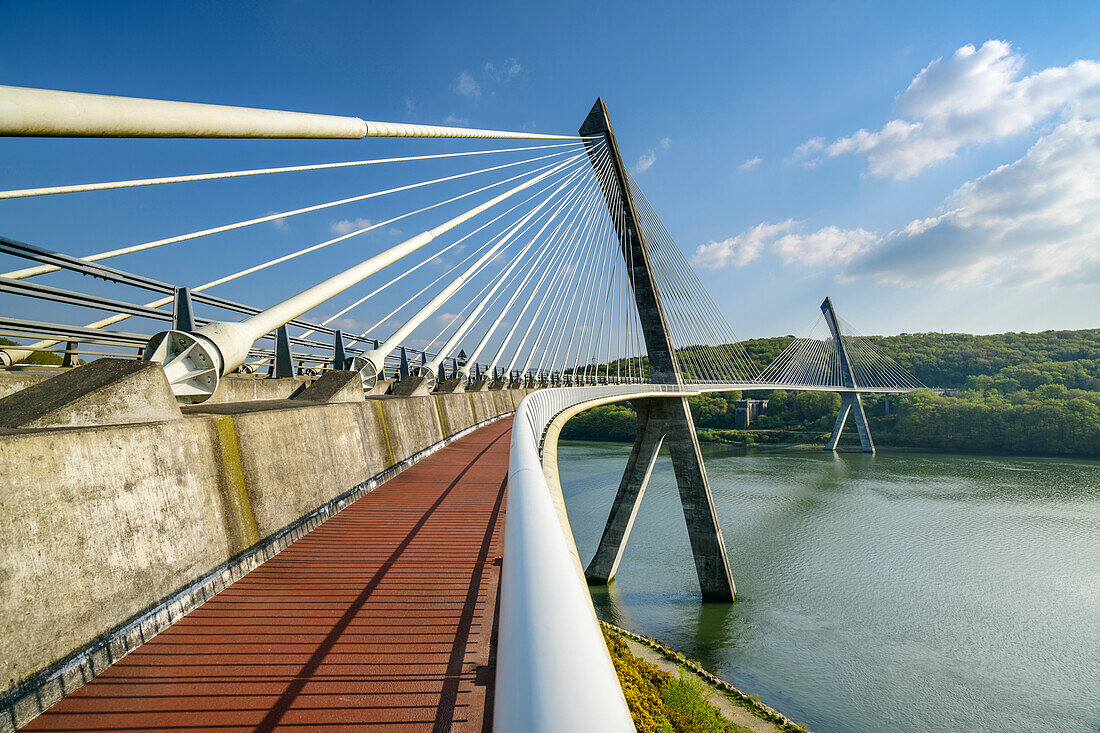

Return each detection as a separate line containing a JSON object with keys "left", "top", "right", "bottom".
{"left": 585, "top": 396, "right": 736, "bottom": 599}
{"left": 826, "top": 392, "right": 876, "bottom": 453}
{"left": 820, "top": 296, "right": 876, "bottom": 454}
{"left": 579, "top": 98, "right": 736, "bottom": 601}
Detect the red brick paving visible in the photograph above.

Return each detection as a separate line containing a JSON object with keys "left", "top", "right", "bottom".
{"left": 24, "top": 418, "right": 512, "bottom": 732}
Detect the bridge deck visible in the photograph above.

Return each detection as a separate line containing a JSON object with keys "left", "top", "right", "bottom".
{"left": 25, "top": 418, "right": 512, "bottom": 732}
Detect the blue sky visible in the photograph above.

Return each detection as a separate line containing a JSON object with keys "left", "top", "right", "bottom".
{"left": 2, "top": 1, "right": 1099, "bottom": 340}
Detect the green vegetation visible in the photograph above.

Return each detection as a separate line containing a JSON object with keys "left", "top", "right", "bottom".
{"left": 603, "top": 626, "right": 751, "bottom": 733}
{"left": 740, "top": 329, "right": 1100, "bottom": 389}
{"left": 562, "top": 329, "right": 1100, "bottom": 458}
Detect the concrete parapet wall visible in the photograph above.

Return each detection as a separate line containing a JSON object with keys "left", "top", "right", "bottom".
{"left": 206, "top": 374, "right": 312, "bottom": 403}
{"left": 0, "top": 368, "right": 529, "bottom": 722}
{"left": 469, "top": 390, "right": 498, "bottom": 424}
{"left": 0, "top": 421, "right": 235, "bottom": 694}
{"left": 0, "top": 372, "right": 58, "bottom": 400}
{"left": 434, "top": 392, "right": 476, "bottom": 437}
{"left": 375, "top": 395, "right": 445, "bottom": 462}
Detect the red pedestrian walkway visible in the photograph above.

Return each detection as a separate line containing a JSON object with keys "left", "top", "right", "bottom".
{"left": 25, "top": 418, "right": 513, "bottom": 732}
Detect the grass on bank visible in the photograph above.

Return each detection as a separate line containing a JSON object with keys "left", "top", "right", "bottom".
{"left": 603, "top": 626, "right": 752, "bottom": 733}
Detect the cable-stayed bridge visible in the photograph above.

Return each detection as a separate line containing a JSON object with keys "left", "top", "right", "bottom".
{"left": 0, "top": 86, "right": 922, "bottom": 732}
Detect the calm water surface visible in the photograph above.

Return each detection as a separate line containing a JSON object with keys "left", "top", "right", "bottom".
{"left": 558, "top": 441, "right": 1100, "bottom": 733}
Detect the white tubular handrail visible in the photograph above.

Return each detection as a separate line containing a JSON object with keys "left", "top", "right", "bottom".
{"left": 496, "top": 390, "right": 635, "bottom": 733}
{"left": 497, "top": 384, "right": 713, "bottom": 733}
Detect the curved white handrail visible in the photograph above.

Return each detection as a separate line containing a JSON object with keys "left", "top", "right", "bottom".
{"left": 496, "top": 384, "right": 695, "bottom": 732}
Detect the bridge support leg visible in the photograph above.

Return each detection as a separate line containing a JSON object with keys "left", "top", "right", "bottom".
{"left": 585, "top": 400, "right": 665, "bottom": 584}
{"left": 586, "top": 397, "right": 736, "bottom": 601}
{"left": 825, "top": 392, "right": 875, "bottom": 453}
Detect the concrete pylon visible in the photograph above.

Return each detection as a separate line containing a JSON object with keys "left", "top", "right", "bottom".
{"left": 583, "top": 397, "right": 737, "bottom": 599}
{"left": 585, "top": 400, "right": 664, "bottom": 584}
{"left": 825, "top": 392, "right": 875, "bottom": 452}
{"left": 579, "top": 98, "right": 735, "bottom": 600}
{"left": 820, "top": 296, "right": 875, "bottom": 453}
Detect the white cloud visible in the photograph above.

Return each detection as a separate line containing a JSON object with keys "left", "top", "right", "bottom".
{"left": 452, "top": 71, "right": 481, "bottom": 98}
{"left": 485, "top": 58, "right": 523, "bottom": 81}
{"left": 632, "top": 149, "right": 657, "bottom": 173}
{"left": 773, "top": 226, "right": 878, "bottom": 266}
{"left": 442, "top": 113, "right": 469, "bottom": 125}
{"left": 739, "top": 156, "right": 762, "bottom": 171}
{"left": 692, "top": 221, "right": 875, "bottom": 269}
{"left": 794, "top": 137, "right": 825, "bottom": 160}
{"left": 329, "top": 317, "right": 367, "bottom": 332}
{"left": 691, "top": 220, "right": 797, "bottom": 269}
{"left": 454, "top": 60, "right": 524, "bottom": 100}
{"left": 719, "top": 116, "right": 1100, "bottom": 286}
{"left": 797, "top": 41, "right": 1100, "bottom": 178}
{"left": 435, "top": 312, "right": 460, "bottom": 327}
{"left": 847, "top": 117, "right": 1100, "bottom": 285}
{"left": 330, "top": 218, "right": 372, "bottom": 235}
{"left": 267, "top": 212, "right": 288, "bottom": 230}
{"left": 660, "top": 136, "right": 672, "bottom": 149}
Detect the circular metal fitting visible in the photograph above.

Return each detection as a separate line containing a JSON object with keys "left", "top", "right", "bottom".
{"left": 143, "top": 330, "right": 222, "bottom": 404}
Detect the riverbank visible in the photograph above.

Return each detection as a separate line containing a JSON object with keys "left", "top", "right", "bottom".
{"left": 602, "top": 621, "right": 809, "bottom": 733}
{"left": 564, "top": 427, "right": 1099, "bottom": 459}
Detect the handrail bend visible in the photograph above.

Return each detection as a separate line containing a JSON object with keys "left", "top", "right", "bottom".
{"left": 495, "top": 385, "right": 701, "bottom": 732}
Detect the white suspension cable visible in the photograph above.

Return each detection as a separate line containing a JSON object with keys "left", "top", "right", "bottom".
{"left": 0, "top": 143, "right": 584, "bottom": 200}
{"left": 3, "top": 148, "right": 577, "bottom": 280}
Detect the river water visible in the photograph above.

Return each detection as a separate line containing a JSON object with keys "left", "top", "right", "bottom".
{"left": 558, "top": 441, "right": 1100, "bottom": 733}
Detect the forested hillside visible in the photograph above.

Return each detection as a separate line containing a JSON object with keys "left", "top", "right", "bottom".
{"left": 562, "top": 329, "right": 1100, "bottom": 458}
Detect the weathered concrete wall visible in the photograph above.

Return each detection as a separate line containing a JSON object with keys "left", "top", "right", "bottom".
{"left": 434, "top": 392, "right": 476, "bottom": 437}
{"left": 469, "top": 391, "right": 498, "bottom": 424}
{"left": 0, "top": 368, "right": 528, "bottom": 712}
{"left": 0, "top": 371, "right": 312, "bottom": 403}
{"left": 375, "top": 395, "right": 445, "bottom": 461}
{"left": 0, "top": 372, "right": 56, "bottom": 400}
{"left": 205, "top": 374, "right": 312, "bottom": 403}
{"left": 0, "top": 420, "right": 234, "bottom": 700}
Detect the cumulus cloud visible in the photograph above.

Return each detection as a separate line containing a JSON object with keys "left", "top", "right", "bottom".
{"left": 452, "top": 71, "right": 481, "bottom": 98}
{"left": 848, "top": 117, "right": 1100, "bottom": 285}
{"left": 692, "top": 222, "right": 876, "bottom": 269}
{"left": 773, "top": 226, "right": 878, "bottom": 266}
{"left": 435, "top": 312, "right": 460, "bottom": 327}
{"left": 691, "top": 220, "right": 797, "bottom": 269}
{"left": 796, "top": 40, "right": 1100, "bottom": 178}
{"left": 632, "top": 149, "right": 657, "bottom": 173}
{"left": 739, "top": 156, "right": 762, "bottom": 171}
{"left": 453, "top": 60, "right": 525, "bottom": 100}
{"left": 710, "top": 116, "right": 1100, "bottom": 286}
{"left": 661, "top": 136, "right": 672, "bottom": 149}
{"left": 330, "top": 218, "right": 372, "bottom": 235}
